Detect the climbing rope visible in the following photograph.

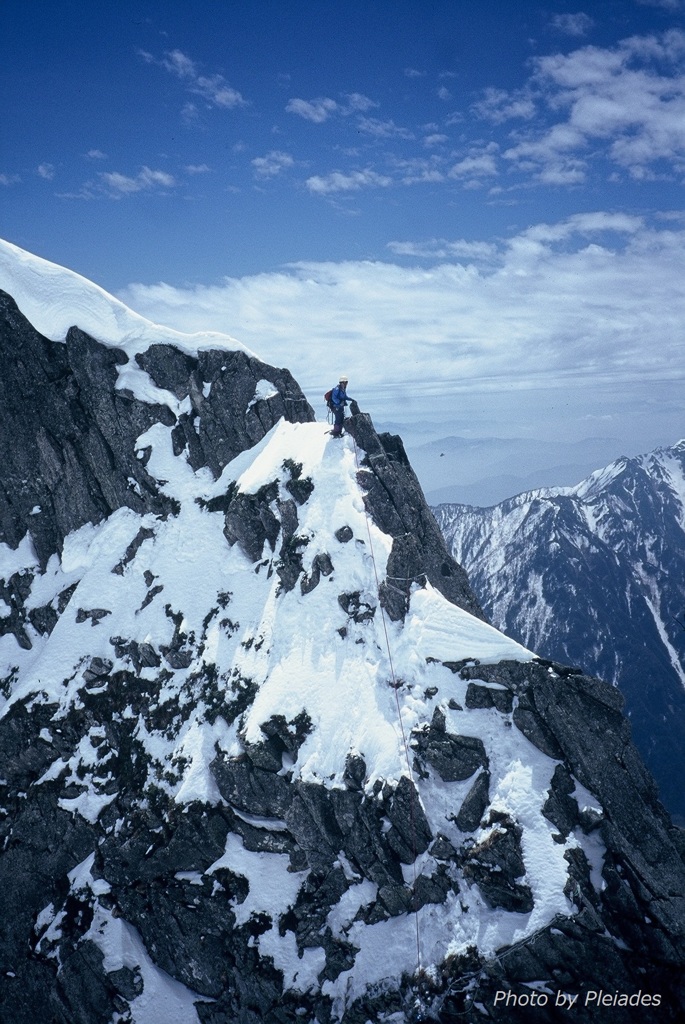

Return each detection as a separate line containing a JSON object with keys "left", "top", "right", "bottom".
{"left": 349, "top": 431, "right": 426, "bottom": 1014}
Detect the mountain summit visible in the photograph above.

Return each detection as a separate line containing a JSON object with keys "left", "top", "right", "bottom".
{"left": 1, "top": 241, "right": 684, "bottom": 1023}
{"left": 434, "top": 443, "right": 685, "bottom": 825}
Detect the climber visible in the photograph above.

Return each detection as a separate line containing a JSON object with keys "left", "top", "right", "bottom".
{"left": 330, "top": 375, "right": 353, "bottom": 437}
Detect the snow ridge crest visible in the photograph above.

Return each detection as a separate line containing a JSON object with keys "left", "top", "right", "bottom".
{"left": 1, "top": 243, "right": 684, "bottom": 1023}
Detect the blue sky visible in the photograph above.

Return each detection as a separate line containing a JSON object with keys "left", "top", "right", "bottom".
{"left": 2, "top": 0, "right": 684, "bottom": 455}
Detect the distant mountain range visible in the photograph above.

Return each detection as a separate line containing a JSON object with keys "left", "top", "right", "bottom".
{"left": 434, "top": 441, "right": 685, "bottom": 824}
{"left": 374, "top": 427, "right": 638, "bottom": 507}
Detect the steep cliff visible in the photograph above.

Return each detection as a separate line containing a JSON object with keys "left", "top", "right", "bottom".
{"left": 1, "top": 241, "right": 684, "bottom": 1023}
{"left": 433, "top": 444, "right": 685, "bottom": 824}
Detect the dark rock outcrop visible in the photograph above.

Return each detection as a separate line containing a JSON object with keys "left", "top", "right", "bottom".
{"left": 1, "top": 281, "right": 684, "bottom": 1024}
{"left": 434, "top": 442, "right": 685, "bottom": 824}
{"left": 0, "top": 290, "right": 314, "bottom": 568}
{"left": 3, "top": 653, "right": 685, "bottom": 1021}
{"left": 345, "top": 409, "right": 484, "bottom": 621}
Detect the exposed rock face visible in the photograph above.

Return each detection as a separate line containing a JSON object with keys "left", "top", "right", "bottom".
{"left": 345, "top": 410, "right": 484, "bottom": 623}
{"left": 0, "top": 290, "right": 314, "bottom": 568}
{"left": 3, "top": 650, "right": 685, "bottom": 1022}
{"left": 1, "top": 264, "right": 684, "bottom": 1024}
{"left": 433, "top": 442, "right": 685, "bottom": 824}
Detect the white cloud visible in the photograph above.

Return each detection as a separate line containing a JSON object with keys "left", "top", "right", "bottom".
{"left": 99, "top": 166, "right": 176, "bottom": 197}
{"left": 356, "top": 117, "right": 414, "bottom": 139}
{"left": 251, "top": 150, "right": 294, "bottom": 178}
{"left": 446, "top": 143, "right": 500, "bottom": 182}
{"left": 286, "top": 97, "right": 339, "bottom": 123}
{"left": 635, "top": 0, "right": 681, "bottom": 9}
{"left": 194, "top": 77, "right": 246, "bottom": 109}
{"left": 37, "top": 163, "right": 55, "bottom": 180}
{"left": 160, "top": 49, "right": 196, "bottom": 78}
{"left": 449, "top": 153, "right": 498, "bottom": 177}
{"left": 0, "top": 173, "right": 20, "bottom": 186}
{"left": 99, "top": 172, "right": 144, "bottom": 195}
{"left": 387, "top": 239, "right": 498, "bottom": 260}
{"left": 537, "top": 161, "right": 587, "bottom": 184}
{"left": 398, "top": 163, "right": 445, "bottom": 185}
{"left": 181, "top": 102, "right": 200, "bottom": 124}
{"left": 118, "top": 215, "right": 685, "bottom": 419}
{"left": 423, "top": 133, "right": 449, "bottom": 147}
{"left": 141, "top": 168, "right": 176, "bottom": 188}
{"left": 493, "top": 30, "right": 685, "bottom": 182}
{"left": 343, "top": 93, "right": 377, "bottom": 112}
{"left": 550, "top": 13, "right": 594, "bottom": 37}
{"left": 521, "top": 211, "right": 644, "bottom": 241}
{"left": 185, "top": 163, "right": 211, "bottom": 174}
{"left": 141, "top": 48, "right": 248, "bottom": 111}
{"left": 86, "top": 149, "right": 107, "bottom": 160}
{"left": 301, "top": 146, "right": 497, "bottom": 193}
{"left": 473, "top": 87, "right": 537, "bottom": 123}
{"left": 304, "top": 169, "right": 393, "bottom": 194}
{"left": 285, "top": 93, "right": 377, "bottom": 123}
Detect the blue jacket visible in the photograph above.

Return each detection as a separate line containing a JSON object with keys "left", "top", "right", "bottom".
{"left": 331, "top": 384, "right": 351, "bottom": 408}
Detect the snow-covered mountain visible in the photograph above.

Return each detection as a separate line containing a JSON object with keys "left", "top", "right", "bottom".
{"left": 395, "top": 432, "right": 628, "bottom": 509}
{"left": 433, "top": 444, "right": 685, "bottom": 826}
{"left": 1, "top": 240, "right": 685, "bottom": 1023}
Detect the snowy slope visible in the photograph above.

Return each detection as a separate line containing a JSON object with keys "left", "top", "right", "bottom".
{"left": 0, "top": 238, "right": 252, "bottom": 358}
{"left": 4, "top": 411, "right": 584, "bottom": 1016}
{"left": 2, "top": 241, "right": 684, "bottom": 1024}
{"left": 433, "top": 441, "right": 685, "bottom": 822}
{"left": 0, "top": 238, "right": 254, "bottom": 415}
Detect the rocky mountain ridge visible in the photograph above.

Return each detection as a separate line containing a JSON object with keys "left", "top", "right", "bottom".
{"left": 433, "top": 442, "right": 685, "bottom": 824}
{"left": 1, "top": 240, "right": 684, "bottom": 1023}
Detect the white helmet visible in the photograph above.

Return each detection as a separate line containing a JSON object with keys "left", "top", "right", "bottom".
{"left": 339, "top": 374, "right": 349, "bottom": 383}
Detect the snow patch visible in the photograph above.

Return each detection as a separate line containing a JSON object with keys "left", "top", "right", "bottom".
{"left": 248, "top": 378, "right": 279, "bottom": 409}
{"left": 0, "top": 532, "right": 39, "bottom": 582}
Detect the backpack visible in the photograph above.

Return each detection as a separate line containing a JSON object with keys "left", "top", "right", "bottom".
{"left": 324, "top": 389, "right": 333, "bottom": 409}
